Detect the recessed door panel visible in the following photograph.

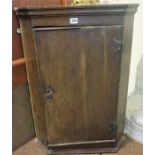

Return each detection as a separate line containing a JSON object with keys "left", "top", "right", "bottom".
{"left": 83, "top": 26, "right": 123, "bottom": 141}
{"left": 33, "top": 26, "right": 123, "bottom": 145}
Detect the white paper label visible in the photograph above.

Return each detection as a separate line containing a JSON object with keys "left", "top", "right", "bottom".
{"left": 70, "top": 18, "right": 78, "bottom": 24}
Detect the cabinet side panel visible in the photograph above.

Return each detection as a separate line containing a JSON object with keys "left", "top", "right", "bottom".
{"left": 116, "top": 14, "right": 135, "bottom": 141}
{"left": 19, "top": 17, "right": 47, "bottom": 145}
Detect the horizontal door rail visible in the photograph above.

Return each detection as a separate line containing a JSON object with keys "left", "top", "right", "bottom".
{"left": 48, "top": 139, "right": 116, "bottom": 148}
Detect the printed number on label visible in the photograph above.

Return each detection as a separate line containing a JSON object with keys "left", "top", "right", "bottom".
{"left": 70, "top": 18, "right": 78, "bottom": 24}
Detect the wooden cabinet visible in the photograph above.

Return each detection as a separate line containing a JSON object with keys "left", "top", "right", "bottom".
{"left": 15, "top": 4, "right": 138, "bottom": 154}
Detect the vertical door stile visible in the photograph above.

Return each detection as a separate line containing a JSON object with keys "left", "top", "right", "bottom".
{"left": 79, "top": 30, "right": 87, "bottom": 135}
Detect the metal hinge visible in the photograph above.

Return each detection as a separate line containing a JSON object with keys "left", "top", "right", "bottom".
{"left": 113, "top": 38, "right": 123, "bottom": 54}
{"left": 108, "top": 121, "right": 118, "bottom": 134}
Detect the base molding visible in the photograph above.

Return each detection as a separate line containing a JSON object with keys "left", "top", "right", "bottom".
{"left": 35, "top": 136, "right": 125, "bottom": 154}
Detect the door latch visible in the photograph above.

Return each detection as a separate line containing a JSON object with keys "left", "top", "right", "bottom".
{"left": 43, "top": 85, "right": 57, "bottom": 102}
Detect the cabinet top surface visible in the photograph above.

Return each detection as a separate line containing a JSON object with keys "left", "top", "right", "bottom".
{"left": 14, "top": 4, "right": 139, "bottom": 16}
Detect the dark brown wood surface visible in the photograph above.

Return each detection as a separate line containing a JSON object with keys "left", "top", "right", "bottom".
{"left": 34, "top": 26, "right": 123, "bottom": 144}
{"left": 19, "top": 17, "right": 48, "bottom": 146}
{"left": 15, "top": 4, "right": 138, "bottom": 153}
{"left": 116, "top": 13, "right": 135, "bottom": 143}
{"left": 12, "top": 0, "right": 73, "bottom": 87}
{"left": 13, "top": 0, "right": 64, "bottom": 61}
{"left": 12, "top": 0, "right": 73, "bottom": 151}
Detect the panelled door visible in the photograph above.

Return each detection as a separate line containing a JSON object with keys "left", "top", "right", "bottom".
{"left": 33, "top": 25, "right": 123, "bottom": 145}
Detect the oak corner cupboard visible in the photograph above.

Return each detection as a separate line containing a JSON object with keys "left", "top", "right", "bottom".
{"left": 15, "top": 4, "right": 138, "bottom": 154}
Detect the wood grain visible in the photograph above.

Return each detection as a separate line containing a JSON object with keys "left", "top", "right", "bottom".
{"left": 116, "top": 14, "right": 135, "bottom": 143}
{"left": 12, "top": 0, "right": 73, "bottom": 86}
{"left": 19, "top": 17, "right": 47, "bottom": 146}
{"left": 33, "top": 26, "right": 123, "bottom": 144}
{"left": 15, "top": 4, "right": 138, "bottom": 153}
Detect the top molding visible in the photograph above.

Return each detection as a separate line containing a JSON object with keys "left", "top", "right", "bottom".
{"left": 14, "top": 4, "right": 139, "bottom": 17}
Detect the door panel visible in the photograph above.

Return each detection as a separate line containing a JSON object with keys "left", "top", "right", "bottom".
{"left": 34, "top": 28, "right": 85, "bottom": 144}
{"left": 33, "top": 26, "right": 123, "bottom": 144}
